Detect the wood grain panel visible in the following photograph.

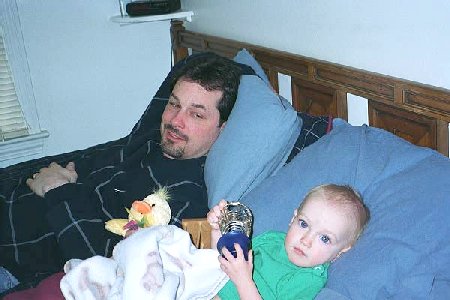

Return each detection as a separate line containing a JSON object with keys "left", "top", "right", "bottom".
{"left": 252, "top": 50, "right": 309, "bottom": 79}
{"left": 315, "top": 67, "right": 395, "bottom": 101}
{"left": 368, "top": 101, "right": 443, "bottom": 152}
{"left": 403, "top": 85, "right": 450, "bottom": 118}
{"left": 291, "top": 78, "right": 337, "bottom": 117}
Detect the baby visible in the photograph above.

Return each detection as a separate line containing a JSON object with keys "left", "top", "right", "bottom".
{"left": 207, "top": 183, "right": 370, "bottom": 300}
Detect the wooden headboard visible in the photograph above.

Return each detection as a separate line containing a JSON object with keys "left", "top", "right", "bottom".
{"left": 170, "top": 21, "right": 450, "bottom": 157}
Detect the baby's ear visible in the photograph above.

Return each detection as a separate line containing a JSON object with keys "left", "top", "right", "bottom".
{"left": 332, "top": 245, "right": 352, "bottom": 263}
{"left": 339, "top": 245, "right": 352, "bottom": 255}
{"left": 289, "top": 209, "right": 298, "bottom": 225}
{"left": 333, "top": 244, "right": 353, "bottom": 261}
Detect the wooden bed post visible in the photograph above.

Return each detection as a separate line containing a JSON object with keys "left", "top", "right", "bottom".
{"left": 170, "top": 20, "right": 189, "bottom": 64}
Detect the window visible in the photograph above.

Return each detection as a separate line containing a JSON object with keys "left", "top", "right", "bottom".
{"left": 0, "top": 29, "right": 29, "bottom": 141}
{"left": 0, "top": 0, "right": 48, "bottom": 167}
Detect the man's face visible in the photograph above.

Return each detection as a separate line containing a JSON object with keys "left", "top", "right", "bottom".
{"left": 160, "top": 79, "right": 225, "bottom": 159}
{"left": 284, "top": 196, "right": 355, "bottom": 267}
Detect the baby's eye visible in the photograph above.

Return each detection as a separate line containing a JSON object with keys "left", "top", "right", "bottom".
{"left": 298, "top": 219, "right": 308, "bottom": 228}
{"left": 320, "top": 235, "right": 330, "bottom": 244}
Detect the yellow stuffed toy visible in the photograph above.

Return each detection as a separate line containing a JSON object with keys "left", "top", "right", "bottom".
{"left": 105, "top": 188, "right": 171, "bottom": 237}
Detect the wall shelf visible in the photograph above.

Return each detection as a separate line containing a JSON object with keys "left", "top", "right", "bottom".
{"left": 110, "top": 10, "right": 193, "bottom": 24}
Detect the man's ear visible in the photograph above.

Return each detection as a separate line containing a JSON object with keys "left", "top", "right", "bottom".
{"left": 219, "top": 121, "right": 226, "bottom": 132}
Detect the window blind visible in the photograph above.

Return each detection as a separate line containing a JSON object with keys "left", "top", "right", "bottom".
{"left": 0, "top": 30, "right": 29, "bottom": 142}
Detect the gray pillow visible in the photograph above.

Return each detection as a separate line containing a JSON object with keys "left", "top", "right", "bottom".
{"left": 204, "top": 74, "right": 301, "bottom": 207}
{"left": 233, "top": 48, "right": 271, "bottom": 85}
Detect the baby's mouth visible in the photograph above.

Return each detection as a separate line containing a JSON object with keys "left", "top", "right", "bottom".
{"left": 294, "top": 246, "right": 306, "bottom": 257}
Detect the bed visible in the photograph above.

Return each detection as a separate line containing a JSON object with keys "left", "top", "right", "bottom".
{"left": 1, "top": 31, "right": 329, "bottom": 297}
{"left": 171, "top": 21, "right": 450, "bottom": 299}
{"left": 1, "top": 20, "right": 449, "bottom": 299}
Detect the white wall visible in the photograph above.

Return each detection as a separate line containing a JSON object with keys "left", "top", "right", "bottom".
{"left": 182, "top": 1, "right": 450, "bottom": 91}
{"left": 14, "top": 1, "right": 171, "bottom": 161}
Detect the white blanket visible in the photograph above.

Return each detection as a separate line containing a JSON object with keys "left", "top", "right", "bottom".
{"left": 60, "top": 225, "right": 228, "bottom": 300}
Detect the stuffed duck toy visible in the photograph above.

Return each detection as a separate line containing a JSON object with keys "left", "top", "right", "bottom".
{"left": 105, "top": 188, "right": 171, "bottom": 237}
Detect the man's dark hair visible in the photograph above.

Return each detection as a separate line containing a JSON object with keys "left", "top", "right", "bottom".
{"left": 170, "top": 53, "right": 243, "bottom": 125}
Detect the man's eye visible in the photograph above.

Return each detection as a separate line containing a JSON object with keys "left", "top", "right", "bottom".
{"left": 191, "top": 112, "right": 205, "bottom": 119}
{"left": 298, "top": 219, "right": 308, "bottom": 228}
{"left": 167, "top": 100, "right": 180, "bottom": 108}
{"left": 320, "top": 235, "right": 330, "bottom": 244}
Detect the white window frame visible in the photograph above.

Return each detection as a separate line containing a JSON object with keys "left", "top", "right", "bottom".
{"left": 0, "top": 0, "right": 48, "bottom": 167}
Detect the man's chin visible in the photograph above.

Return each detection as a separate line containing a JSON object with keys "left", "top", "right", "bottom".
{"left": 161, "top": 142, "right": 184, "bottom": 159}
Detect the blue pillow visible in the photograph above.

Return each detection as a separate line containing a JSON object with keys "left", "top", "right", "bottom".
{"left": 233, "top": 49, "right": 271, "bottom": 85}
{"left": 241, "top": 119, "right": 450, "bottom": 298}
{"left": 204, "top": 75, "right": 301, "bottom": 207}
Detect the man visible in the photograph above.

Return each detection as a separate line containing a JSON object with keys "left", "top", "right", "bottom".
{"left": 0, "top": 53, "right": 244, "bottom": 290}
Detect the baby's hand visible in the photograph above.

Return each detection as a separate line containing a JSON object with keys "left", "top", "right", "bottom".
{"left": 208, "top": 199, "right": 228, "bottom": 250}
{"left": 207, "top": 199, "right": 228, "bottom": 230}
{"left": 219, "top": 243, "right": 253, "bottom": 285}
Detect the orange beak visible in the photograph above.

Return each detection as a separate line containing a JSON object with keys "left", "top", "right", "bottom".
{"left": 132, "top": 200, "right": 152, "bottom": 214}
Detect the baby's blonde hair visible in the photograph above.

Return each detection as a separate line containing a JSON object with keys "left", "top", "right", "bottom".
{"left": 298, "top": 184, "right": 370, "bottom": 244}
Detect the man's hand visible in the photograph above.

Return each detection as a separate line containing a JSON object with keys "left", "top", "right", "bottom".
{"left": 26, "top": 162, "right": 78, "bottom": 197}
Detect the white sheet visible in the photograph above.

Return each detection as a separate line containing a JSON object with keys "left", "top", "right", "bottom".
{"left": 60, "top": 225, "right": 228, "bottom": 300}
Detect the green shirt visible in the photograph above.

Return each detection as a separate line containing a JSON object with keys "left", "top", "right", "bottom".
{"left": 218, "top": 231, "right": 328, "bottom": 300}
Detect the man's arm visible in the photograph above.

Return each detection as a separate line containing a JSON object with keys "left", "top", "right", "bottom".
{"left": 44, "top": 181, "right": 122, "bottom": 260}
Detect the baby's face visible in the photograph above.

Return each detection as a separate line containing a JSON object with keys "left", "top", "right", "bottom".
{"left": 284, "top": 196, "right": 355, "bottom": 267}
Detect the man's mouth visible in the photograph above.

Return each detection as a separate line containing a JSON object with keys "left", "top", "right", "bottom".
{"left": 164, "top": 124, "right": 188, "bottom": 142}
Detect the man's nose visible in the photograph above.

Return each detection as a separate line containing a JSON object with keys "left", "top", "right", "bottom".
{"left": 170, "top": 110, "right": 186, "bottom": 128}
